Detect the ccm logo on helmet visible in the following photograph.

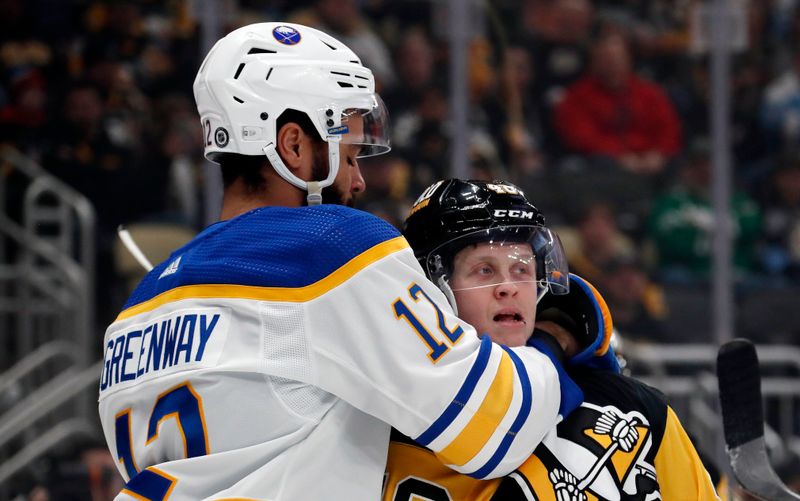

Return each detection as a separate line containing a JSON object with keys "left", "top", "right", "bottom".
{"left": 493, "top": 209, "right": 536, "bottom": 219}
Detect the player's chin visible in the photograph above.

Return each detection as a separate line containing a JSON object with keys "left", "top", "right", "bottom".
{"left": 488, "top": 327, "right": 530, "bottom": 348}
{"left": 322, "top": 187, "right": 354, "bottom": 207}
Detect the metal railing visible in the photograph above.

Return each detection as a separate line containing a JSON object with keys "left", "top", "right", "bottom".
{"left": 625, "top": 342, "right": 800, "bottom": 477}
{"left": 0, "top": 362, "right": 103, "bottom": 487}
{"left": 0, "top": 147, "right": 100, "bottom": 494}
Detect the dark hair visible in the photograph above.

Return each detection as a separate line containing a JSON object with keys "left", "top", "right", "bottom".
{"left": 219, "top": 154, "right": 269, "bottom": 191}
{"left": 219, "top": 109, "right": 323, "bottom": 190}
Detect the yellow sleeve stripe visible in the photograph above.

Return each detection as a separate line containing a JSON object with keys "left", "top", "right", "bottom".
{"left": 116, "top": 236, "right": 409, "bottom": 321}
{"left": 435, "top": 350, "right": 514, "bottom": 467}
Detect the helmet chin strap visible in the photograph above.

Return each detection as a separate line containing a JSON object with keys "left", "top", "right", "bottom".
{"left": 537, "top": 287, "right": 549, "bottom": 304}
{"left": 262, "top": 141, "right": 340, "bottom": 206}
{"left": 263, "top": 143, "right": 306, "bottom": 189}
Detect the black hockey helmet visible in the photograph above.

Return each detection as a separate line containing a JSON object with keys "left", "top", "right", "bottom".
{"left": 402, "top": 179, "right": 569, "bottom": 308}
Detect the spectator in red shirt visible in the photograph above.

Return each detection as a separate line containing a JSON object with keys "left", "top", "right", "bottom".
{"left": 554, "top": 30, "right": 682, "bottom": 175}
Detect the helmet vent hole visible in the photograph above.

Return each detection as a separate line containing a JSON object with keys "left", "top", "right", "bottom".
{"left": 233, "top": 96, "right": 244, "bottom": 103}
{"left": 321, "top": 40, "right": 338, "bottom": 50}
{"left": 248, "top": 47, "right": 276, "bottom": 55}
{"left": 265, "top": 68, "right": 273, "bottom": 81}
{"left": 330, "top": 71, "right": 369, "bottom": 89}
{"left": 234, "top": 63, "right": 245, "bottom": 79}
{"left": 349, "top": 60, "right": 359, "bottom": 64}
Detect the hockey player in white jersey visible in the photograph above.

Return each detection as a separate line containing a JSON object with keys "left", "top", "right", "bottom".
{"left": 97, "top": 22, "right": 584, "bottom": 500}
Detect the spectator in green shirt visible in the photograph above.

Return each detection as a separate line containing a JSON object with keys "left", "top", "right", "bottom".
{"left": 647, "top": 139, "right": 761, "bottom": 281}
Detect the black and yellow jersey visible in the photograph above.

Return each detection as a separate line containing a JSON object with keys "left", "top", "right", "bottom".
{"left": 384, "top": 368, "right": 719, "bottom": 500}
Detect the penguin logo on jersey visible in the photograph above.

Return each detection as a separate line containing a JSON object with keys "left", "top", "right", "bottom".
{"left": 514, "top": 402, "right": 661, "bottom": 501}
{"left": 549, "top": 404, "right": 659, "bottom": 500}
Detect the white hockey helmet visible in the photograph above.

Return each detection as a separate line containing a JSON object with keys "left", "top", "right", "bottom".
{"left": 193, "top": 22, "right": 391, "bottom": 204}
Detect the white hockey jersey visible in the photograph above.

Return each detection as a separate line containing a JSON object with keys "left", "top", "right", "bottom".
{"left": 98, "top": 205, "right": 566, "bottom": 500}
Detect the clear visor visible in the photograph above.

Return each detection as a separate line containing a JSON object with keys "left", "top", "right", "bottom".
{"left": 426, "top": 226, "right": 569, "bottom": 302}
{"left": 327, "top": 93, "right": 391, "bottom": 157}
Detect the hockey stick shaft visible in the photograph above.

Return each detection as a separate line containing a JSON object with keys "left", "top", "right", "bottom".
{"left": 117, "top": 225, "right": 154, "bottom": 272}
{"left": 717, "top": 339, "right": 800, "bottom": 500}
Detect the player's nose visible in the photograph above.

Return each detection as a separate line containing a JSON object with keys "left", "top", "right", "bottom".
{"left": 494, "top": 279, "right": 518, "bottom": 298}
{"left": 351, "top": 163, "right": 365, "bottom": 194}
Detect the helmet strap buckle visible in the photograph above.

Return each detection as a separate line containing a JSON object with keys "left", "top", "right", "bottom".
{"left": 306, "top": 181, "right": 323, "bottom": 206}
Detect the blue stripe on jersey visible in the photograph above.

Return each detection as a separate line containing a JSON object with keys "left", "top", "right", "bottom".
{"left": 124, "top": 205, "right": 401, "bottom": 310}
{"left": 468, "top": 346, "right": 533, "bottom": 479}
{"left": 415, "top": 335, "right": 493, "bottom": 446}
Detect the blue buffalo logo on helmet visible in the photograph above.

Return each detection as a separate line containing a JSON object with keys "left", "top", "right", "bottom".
{"left": 273, "top": 25, "right": 302, "bottom": 45}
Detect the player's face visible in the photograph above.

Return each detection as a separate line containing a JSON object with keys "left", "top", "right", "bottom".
{"left": 313, "top": 114, "right": 367, "bottom": 207}
{"left": 449, "top": 242, "right": 538, "bottom": 347}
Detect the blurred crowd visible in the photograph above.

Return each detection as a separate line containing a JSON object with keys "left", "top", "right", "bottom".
{"left": 3, "top": 0, "right": 800, "bottom": 345}
{"left": 4, "top": 1, "right": 800, "bottom": 499}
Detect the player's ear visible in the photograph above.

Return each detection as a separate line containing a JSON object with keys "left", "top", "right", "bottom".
{"left": 276, "top": 122, "right": 306, "bottom": 171}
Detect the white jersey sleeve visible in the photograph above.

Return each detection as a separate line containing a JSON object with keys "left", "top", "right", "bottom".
{"left": 293, "top": 236, "right": 562, "bottom": 478}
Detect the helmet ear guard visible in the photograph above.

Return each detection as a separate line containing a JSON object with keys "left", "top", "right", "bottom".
{"left": 193, "top": 22, "right": 391, "bottom": 205}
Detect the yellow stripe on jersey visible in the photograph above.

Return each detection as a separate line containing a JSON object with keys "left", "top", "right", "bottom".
{"left": 435, "top": 351, "right": 514, "bottom": 467}
{"left": 116, "top": 236, "right": 409, "bottom": 321}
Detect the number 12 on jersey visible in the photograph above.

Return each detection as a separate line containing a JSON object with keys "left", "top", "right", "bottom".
{"left": 115, "top": 381, "right": 209, "bottom": 500}
{"left": 393, "top": 283, "right": 463, "bottom": 363}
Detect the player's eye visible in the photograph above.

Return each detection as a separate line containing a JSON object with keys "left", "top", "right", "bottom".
{"left": 476, "top": 265, "right": 493, "bottom": 276}
{"left": 512, "top": 263, "right": 532, "bottom": 277}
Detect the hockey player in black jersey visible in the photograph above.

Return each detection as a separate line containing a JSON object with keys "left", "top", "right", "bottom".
{"left": 384, "top": 179, "right": 719, "bottom": 501}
